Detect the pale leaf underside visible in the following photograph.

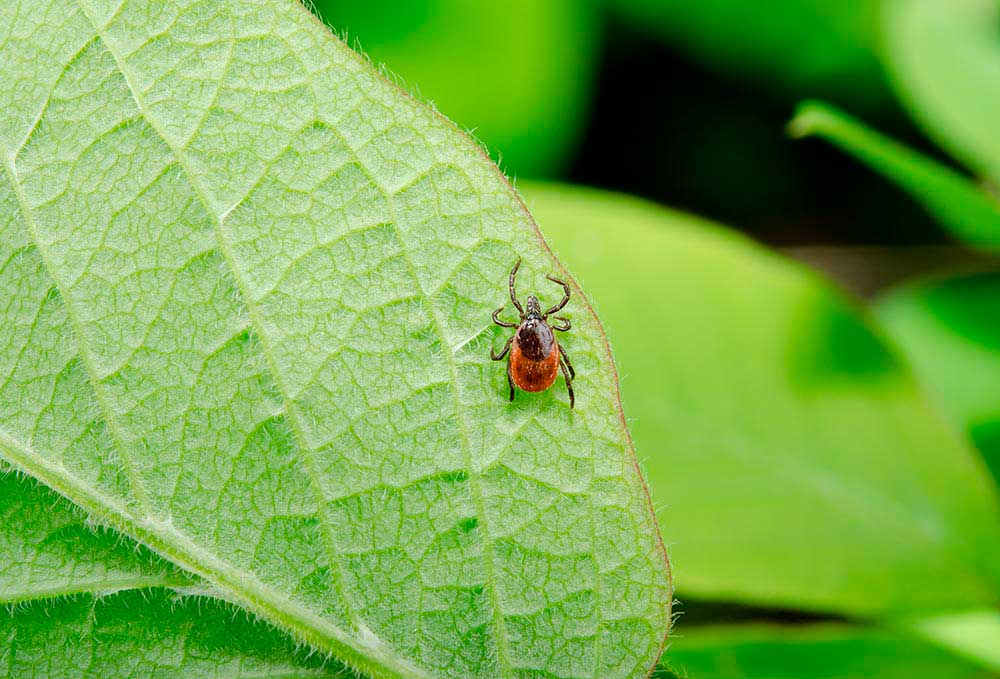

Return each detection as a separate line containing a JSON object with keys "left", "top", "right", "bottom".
{"left": 0, "top": 1, "right": 670, "bottom": 678}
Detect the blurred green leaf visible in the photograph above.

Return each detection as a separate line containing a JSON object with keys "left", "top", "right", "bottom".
{"left": 609, "top": 0, "right": 885, "bottom": 106}
{"left": 310, "top": 0, "right": 598, "bottom": 177}
{"left": 522, "top": 182, "right": 1000, "bottom": 618}
{"left": 876, "top": 273, "right": 1000, "bottom": 484}
{"left": 908, "top": 610, "right": 1000, "bottom": 673}
{"left": 665, "top": 624, "right": 993, "bottom": 678}
{"left": 883, "top": 0, "right": 1000, "bottom": 183}
{"left": 790, "top": 101, "right": 1000, "bottom": 249}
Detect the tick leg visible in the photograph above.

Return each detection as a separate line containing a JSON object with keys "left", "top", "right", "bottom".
{"left": 509, "top": 258, "right": 524, "bottom": 315}
{"left": 506, "top": 361, "right": 516, "bottom": 402}
{"left": 558, "top": 344, "right": 575, "bottom": 380}
{"left": 492, "top": 306, "right": 517, "bottom": 328}
{"left": 544, "top": 274, "right": 571, "bottom": 315}
{"left": 551, "top": 316, "right": 571, "bottom": 332}
{"left": 491, "top": 335, "right": 513, "bottom": 361}
{"left": 559, "top": 354, "right": 575, "bottom": 409}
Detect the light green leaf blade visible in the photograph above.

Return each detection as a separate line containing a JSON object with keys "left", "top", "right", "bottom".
{"left": 310, "top": 0, "right": 598, "bottom": 177}
{"left": 876, "top": 273, "right": 1000, "bottom": 484}
{"left": 2, "top": 590, "right": 356, "bottom": 679}
{"left": 883, "top": 0, "right": 1000, "bottom": 183}
{"left": 908, "top": 610, "right": 1000, "bottom": 673}
{"left": 789, "top": 101, "right": 1000, "bottom": 249}
{"left": 665, "top": 624, "right": 993, "bottom": 679}
{"left": 522, "top": 182, "right": 1000, "bottom": 617}
{"left": 0, "top": 3, "right": 671, "bottom": 678}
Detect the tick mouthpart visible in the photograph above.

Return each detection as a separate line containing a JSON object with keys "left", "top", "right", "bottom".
{"left": 525, "top": 295, "right": 542, "bottom": 317}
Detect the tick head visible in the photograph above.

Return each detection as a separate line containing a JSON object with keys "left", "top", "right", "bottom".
{"left": 525, "top": 295, "right": 542, "bottom": 317}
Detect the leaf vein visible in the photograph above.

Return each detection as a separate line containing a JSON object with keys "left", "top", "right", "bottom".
{"left": 311, "top": 117, "right": 519, "bottom": 677}
{"left": 2, "top": 151, "right": 157, "bottom": 516}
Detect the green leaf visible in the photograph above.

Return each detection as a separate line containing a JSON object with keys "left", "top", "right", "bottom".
{"left": 310, "top": 0, "right": 599, "bottom": 177}
{"left": 876, "top": 273, "right": 1000, "bottom": 485}
{"left": 522, "top": 182, "right": 1000, "bottom": 617}
{"left": 0, "top": 471, "right": 190, "bottom": 604}
{"left": 648, "top": 666, "right": 682, "bottom": 679}
{"left": 883, "top": 0, "right": 1000, "bottom": 183}
{"left": 2, "top": 590, "right": 356, "bottom": 679}
{"left": 0, "top": 470, "right": 360, "bottom": 678}
{"left": 908, "top": 610, "right": 1000, "bottom": 673}
{"left": 789, "top": 101, "right": 1000, "bottom": 249}
{"left": 0, "top": 2, "right": 670, "bottom": 678}
{"left": 665, "top": 624, "right": 994, "bottom": 678}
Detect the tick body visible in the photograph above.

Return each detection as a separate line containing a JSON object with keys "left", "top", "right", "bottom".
{"left": 490, "top": 259, "right": 575, "bottom": 408}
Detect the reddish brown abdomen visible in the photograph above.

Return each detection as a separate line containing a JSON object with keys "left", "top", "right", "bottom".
{"left": 510, "top": 319, "right": 559, "bottom": 392}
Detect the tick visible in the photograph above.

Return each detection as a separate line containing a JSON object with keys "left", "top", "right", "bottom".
{"left": 490, "top": 258, "right": 576, "bottom": 408}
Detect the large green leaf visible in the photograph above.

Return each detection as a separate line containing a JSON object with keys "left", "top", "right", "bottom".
{"left": 789, "top": 101, "right": 1000, "bottom": 249}
{"left": 0, "top": 472, "right": 190, "bottom": 604}
{"left": 523, "top": 182, "right": 1000, "bottom": 617}
{"left": 0, "top": 2, "right": 670, "bottom": 678}
{"left": 876, "top": 273, "right": 1000, "bottom": 485}
{"left": 665, "top": 624, "right": 993, "bottom": 679}
{"left": 883, "top": 0, "right": 1000, "bottom": 183}
{"left": 2, "top": 591, "right": 353, "bottom": 679}
{"left": 0, "top": 470, "right": 354, "bottom": 678}
{"left": 310, "top": 0, "right": 598, "bottom": 177}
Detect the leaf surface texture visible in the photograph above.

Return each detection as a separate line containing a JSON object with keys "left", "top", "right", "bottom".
{"left": 0, "top": 2, "right": 671, "bottom": 678}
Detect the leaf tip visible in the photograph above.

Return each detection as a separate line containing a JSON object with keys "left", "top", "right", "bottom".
{"left": 787, "top": 99, "right": 841, "bottom": 140}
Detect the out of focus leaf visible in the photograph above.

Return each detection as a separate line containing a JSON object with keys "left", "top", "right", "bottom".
{"left": 310, "top": 0, "right": 598, "bottom": 177}
{"left": 876, "top": 273, "right": 1000, "bottom": 484}
{"left": 908, "top": 610, "right": 1000, "bottom": 673}
{"left": 665, "top": 624, "right": 993, "bottom": 679}
{"left": 790, "top": 101, "right": 1000, "bottom": 250}
{"left": 883, "top": 0, "right": 1000, "bottom": 183}
{"left": 523, "top": 182, "right": 1000, "bottom": 618}
{"left": 609, "top": 0, "right": 885, "bottom": 106}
